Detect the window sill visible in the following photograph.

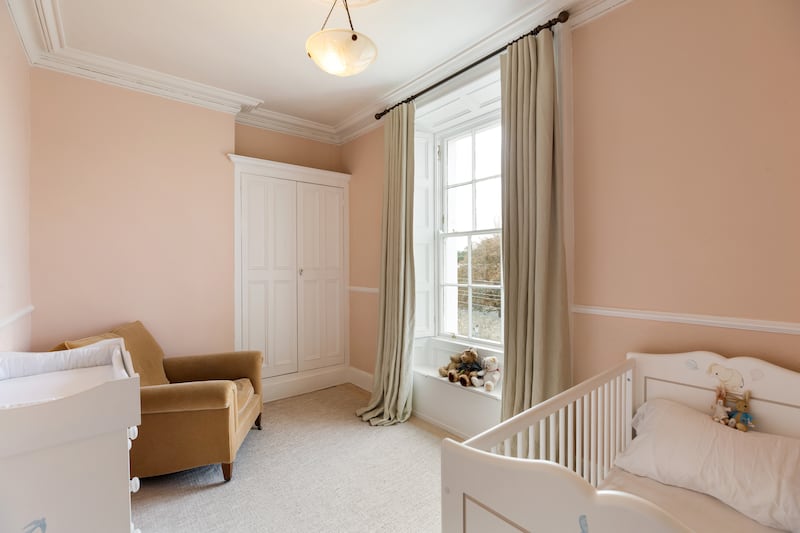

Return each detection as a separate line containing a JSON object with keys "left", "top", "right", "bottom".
{"left": 413, "top": 365, "right": 501, "bottom": 401}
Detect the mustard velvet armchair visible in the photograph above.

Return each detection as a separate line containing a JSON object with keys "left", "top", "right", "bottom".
{"left": 60, "top": 321, "right": 263, "bottom": 482}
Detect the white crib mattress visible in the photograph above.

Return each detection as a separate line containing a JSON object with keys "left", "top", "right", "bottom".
{"left": 600, "top": 467, "right": 784, "bottom": 533}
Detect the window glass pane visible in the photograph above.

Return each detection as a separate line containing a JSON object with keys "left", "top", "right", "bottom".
{"left": 475, "top": 125, "right": 501, "bottom": 179}
{"left": 475, "top": 178, "right": 501, "bottom": 230}
{"left": 446, "top": 135, "right": 472, "bottom": 185}
{"left": 446, "top": 184, "right": 472, "bottom": 232}
{"left": 443, "top": 236, "right": 468, "bottom": 284}
{"left": 442, "top": 286, "right": 469, "bottom": 337}
{"left": 471, "top": 233, "right": 501, "bottom": 286}
{"left": 471, "top": 287, "right": 502, "bottom": 342}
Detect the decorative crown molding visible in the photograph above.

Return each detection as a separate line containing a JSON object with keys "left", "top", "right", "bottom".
{"left": 7, "top": 0, "right": 630, "bottom": 140}
{"left": 6, "top": 0, "right": 262, "bottom": 115}
{"left": 235, "top": 108, "right": 340, "bottom": 145}
{"left": 37, "top": 48, "right": 262, "bottom": 114}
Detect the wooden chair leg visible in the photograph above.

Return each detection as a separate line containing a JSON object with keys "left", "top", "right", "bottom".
{"left": 255, "top": 413, "right": 262, "bottom": 430}
{"left": 222, "top": 462, "right": 233, "bottom": 482}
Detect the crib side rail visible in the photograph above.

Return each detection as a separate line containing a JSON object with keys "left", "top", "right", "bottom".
{"left": 464, "top": 359, "right": 635, "bottom": 487}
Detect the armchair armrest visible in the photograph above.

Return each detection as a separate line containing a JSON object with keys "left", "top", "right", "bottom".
{"left": 163, "top": 351, "right": 263, "bottom": 397}
{"left": 140, "top": 380, "right": 236, "bottom": 414}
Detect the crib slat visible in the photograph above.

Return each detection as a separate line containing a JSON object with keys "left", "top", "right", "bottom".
{"left": 548, "top": 414, "right": 556, "bottom": 462}
{"left": 528, "top": 425, "right": 535, "bottom": 459}
{"left": 504, "top": 437, "right": 512, "bottom": 457}
{"left": 616, "top": 375, "right": 622, "bottom": 455}
{"left": 539, "top": 418, "right": 546, "bottom": 459}
{"left": 576, "top": 398, "right": 582, "bottom": 477}
{"left": 617, "top": 376, "right": 626, "bottom": 454}
{"left": 567, "top": 402, "right": 575, "bottom": 471}
{"left": 560, "top": 406, "right": 567, "bottom": 467}
{"left": 604, "top": 381, "right": 611, "bottom": 480}
{"left": 625, "top": 369, "right": 633, "bottom": 447}
{"left": 589, "top": 389, "right": 597, "bottom": 487}
{"left": 583, "top": 394, "right": 590, "bottom": 481}
{"left": 611, "top": 376, "right": 618, "bottom": 456}
{"left": 600, "top": 385, "right": 606, "bottom": 483}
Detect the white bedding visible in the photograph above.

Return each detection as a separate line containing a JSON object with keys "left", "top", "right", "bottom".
{"left": 600, "top": 467, "right": 785, "bottom": 533}
{"left": 0, "top": 338, "right": 133, "bottom": 381}
{"left": 0, "top": 338, "right": 133, "bottom": 408}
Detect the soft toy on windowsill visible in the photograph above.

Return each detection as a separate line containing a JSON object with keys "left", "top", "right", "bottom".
{"left": 438, "top": 352, "right": 461, "bottom": 379}
{"left": 472, "top": 356, "right": 501, "bottom": 392}
{"left": 444, "top": 348, "right": 482, "bottom": 387}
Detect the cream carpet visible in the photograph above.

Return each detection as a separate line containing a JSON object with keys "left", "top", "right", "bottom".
{"left": 131, "top": 384, "right": 451, "bottom": 533}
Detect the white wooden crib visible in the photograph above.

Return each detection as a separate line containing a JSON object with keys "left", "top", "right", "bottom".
{"left": 441, "top": 351, "right": 800, "bottom": 532}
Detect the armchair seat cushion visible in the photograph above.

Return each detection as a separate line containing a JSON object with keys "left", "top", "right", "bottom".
{"left": 233, "top": 378, "right": 254, "bottom": 410}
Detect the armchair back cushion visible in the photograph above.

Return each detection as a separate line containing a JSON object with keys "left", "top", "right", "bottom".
{"left": 63, "top": 332, "right": 121, "bottom": 349}
{"left": 109, "top": 321, "right": 169, "bottom": 386}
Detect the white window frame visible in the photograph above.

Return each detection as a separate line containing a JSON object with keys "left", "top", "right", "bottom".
{"left": 434, "top": 113, "right": 503, "bottom": 348}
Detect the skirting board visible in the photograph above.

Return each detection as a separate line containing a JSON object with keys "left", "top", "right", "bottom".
{"left": 262, "top": 365, "right": 374, "bottom": 403}
{"left": 261, "top": 364, "right": 495, "bottom": 439}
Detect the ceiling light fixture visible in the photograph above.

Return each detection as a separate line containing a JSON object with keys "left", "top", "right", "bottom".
{"left": 305, "top": 0, "right": 377, "bottom": 77}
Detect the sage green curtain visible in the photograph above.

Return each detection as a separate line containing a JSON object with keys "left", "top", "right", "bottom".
{"left": 500, "top": 31, "right": 570, "bottom": 421}
{"left": 356, "top": 103, "right": 416, "bottom": 426}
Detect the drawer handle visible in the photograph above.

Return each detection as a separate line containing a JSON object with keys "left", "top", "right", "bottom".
{"left": 130, "top": 477, "right": 141, "bottom": 494}
{"left": 128, "top": 426, "right": 139, "bottom": 440}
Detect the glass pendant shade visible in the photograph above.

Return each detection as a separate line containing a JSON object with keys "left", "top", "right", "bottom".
{"left": 306, "top": 29, "right": 377, "bottom": 77}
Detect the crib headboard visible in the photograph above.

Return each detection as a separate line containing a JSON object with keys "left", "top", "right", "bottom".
{"left": 627, "top": 351, "right": 800, "bottom": 439}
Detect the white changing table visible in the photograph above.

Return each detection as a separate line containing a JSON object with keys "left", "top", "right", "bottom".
{"left": 0, "top": 339, "right": 141, "bottom": 533}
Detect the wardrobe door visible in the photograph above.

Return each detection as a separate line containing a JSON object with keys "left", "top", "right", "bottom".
{"left": 297, "top": 182, "right": 345, "bottom": 371}
{"left": 242, "top": 175, "right": 298, "bottom": 377}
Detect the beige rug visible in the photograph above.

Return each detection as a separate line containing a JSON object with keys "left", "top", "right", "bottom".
{"left": 131, "top": 384, "right": 451, "bottom": 532}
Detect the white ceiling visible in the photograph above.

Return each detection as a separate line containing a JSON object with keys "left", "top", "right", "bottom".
{"left": 7, "top": 0, "right": 618, "bottom": 143}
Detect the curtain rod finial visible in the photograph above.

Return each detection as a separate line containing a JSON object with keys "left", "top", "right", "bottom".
{"left": 557, "top": 10, "right": 570, "bottom": 23}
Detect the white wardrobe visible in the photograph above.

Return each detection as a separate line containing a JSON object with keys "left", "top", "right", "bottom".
{"left": 229, "top": 155, "right": 350, "bottom": 397}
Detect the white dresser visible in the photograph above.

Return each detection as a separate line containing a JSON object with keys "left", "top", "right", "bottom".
{"left": 0, "top": 339, "right": 142, "bottom": 533}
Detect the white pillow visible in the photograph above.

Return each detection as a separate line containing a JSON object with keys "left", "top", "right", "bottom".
{"left": 0, "top": 338, "right": 127, "bottom": 380}
{"left": 615, "top": 398, "right": 800, "bottom": 532}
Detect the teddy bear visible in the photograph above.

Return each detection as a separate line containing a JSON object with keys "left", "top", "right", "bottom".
{"left": 445, "top": 348, "right": 481, "bottom": 386}
{"left": 471, "top": 356, "right": 501, "bottom": 391}
{"left": 438, "top": 352, "right": 461, "bottom": 378}
{"left": 727, "top": 391, "right": 754, "bottom": 432}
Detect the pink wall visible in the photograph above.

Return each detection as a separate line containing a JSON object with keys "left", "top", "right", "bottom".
{"left": 0, "top": 4, "right": 32, "bottom": 350}
{"left": 341, "top": 126, "right": 384, "bottom": 373}
{"left": 571, "top": 0, "right": 800, "bottom": 381}
{"left": 29, "top": 69, "right": 236, "bottom": 355}
{"left": 235, "top": 124, "right": 343, "bottom": 173}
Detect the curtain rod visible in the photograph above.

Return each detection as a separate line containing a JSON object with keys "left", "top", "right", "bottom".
{"left": 374, "top": 10, "right": 569, "bottom": 121}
